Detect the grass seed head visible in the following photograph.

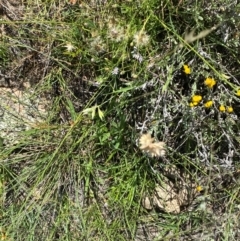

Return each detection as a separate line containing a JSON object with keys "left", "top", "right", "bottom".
{"left": 139, "top": 133, "right": 165, "bottom": 157}
{"left": 133, "top": 30, "right": 150, "bottom": 47}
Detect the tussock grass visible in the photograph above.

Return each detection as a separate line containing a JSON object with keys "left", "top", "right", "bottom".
{"left": 0, "top": 0, "right": 240, "bottom": 240}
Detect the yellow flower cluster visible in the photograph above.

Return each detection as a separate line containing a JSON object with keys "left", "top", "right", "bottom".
{"left": 219, "top": 105, "right": 233, "bottom": 113}
{"left": 191, "top": 99, "right": 234, "bottom": 113}
{"left": 186, "top": 67, "right": 236, "bottom": 113}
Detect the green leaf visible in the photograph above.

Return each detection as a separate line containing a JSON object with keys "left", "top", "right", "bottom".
{"left": 100, "top": 132, "right": 110, "bottom": 143}
{"left": 0, "top": 137, "right": 4, "bottom": 150}
{"left": 162, "top": 66, "right": 173, "bottom": 92}
{"left": 66, "top": 98, "right": 77, "bottom": 120}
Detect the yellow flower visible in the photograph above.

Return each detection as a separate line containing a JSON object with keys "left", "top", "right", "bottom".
{"left": 227, "top": 106, "right": 233, "bottom": 113}
{"left": 192, "top": 95, "right": 202, "bottom": 103}
{"left": 183, "top": 64, "right": 191, "bottom": 74}
{"left": 189, "top": 101, "right": 199, "bottom": 107}
{"left": 219, "top": 105, "right": 226, "bottom": 112}
{"left": 236, "top": 89, "right": 240, "bottom": 96}
{"left": 204, "top": 77, "right": 216, "bottom": 88}
{"left": 196, "top": 186, "right": 203, "bottom": 192}
{"left": 204, "top": 100, "right": 213, "bottom": 108}
{"left": 189, "top": 102, "right": 194, "bottom": 107}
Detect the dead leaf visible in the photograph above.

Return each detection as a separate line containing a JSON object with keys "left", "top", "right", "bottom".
{"left": 69, "top": 0, "right": 77, "bottom": 5}
{"left": 179, "top": 24, "right": 219, "bottom": 48}
{"left": 142, "top": 182, "right": 180, "bottom": 214}
{"left": 142, "top": 166, "right": 199, "bottom": 213}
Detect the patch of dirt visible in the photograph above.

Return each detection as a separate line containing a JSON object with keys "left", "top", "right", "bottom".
{"left": 141, "top": 165, "right": 200, "bottom": 214}
{"left": 0, "top": 0, "right": 24, "bottom": 21}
